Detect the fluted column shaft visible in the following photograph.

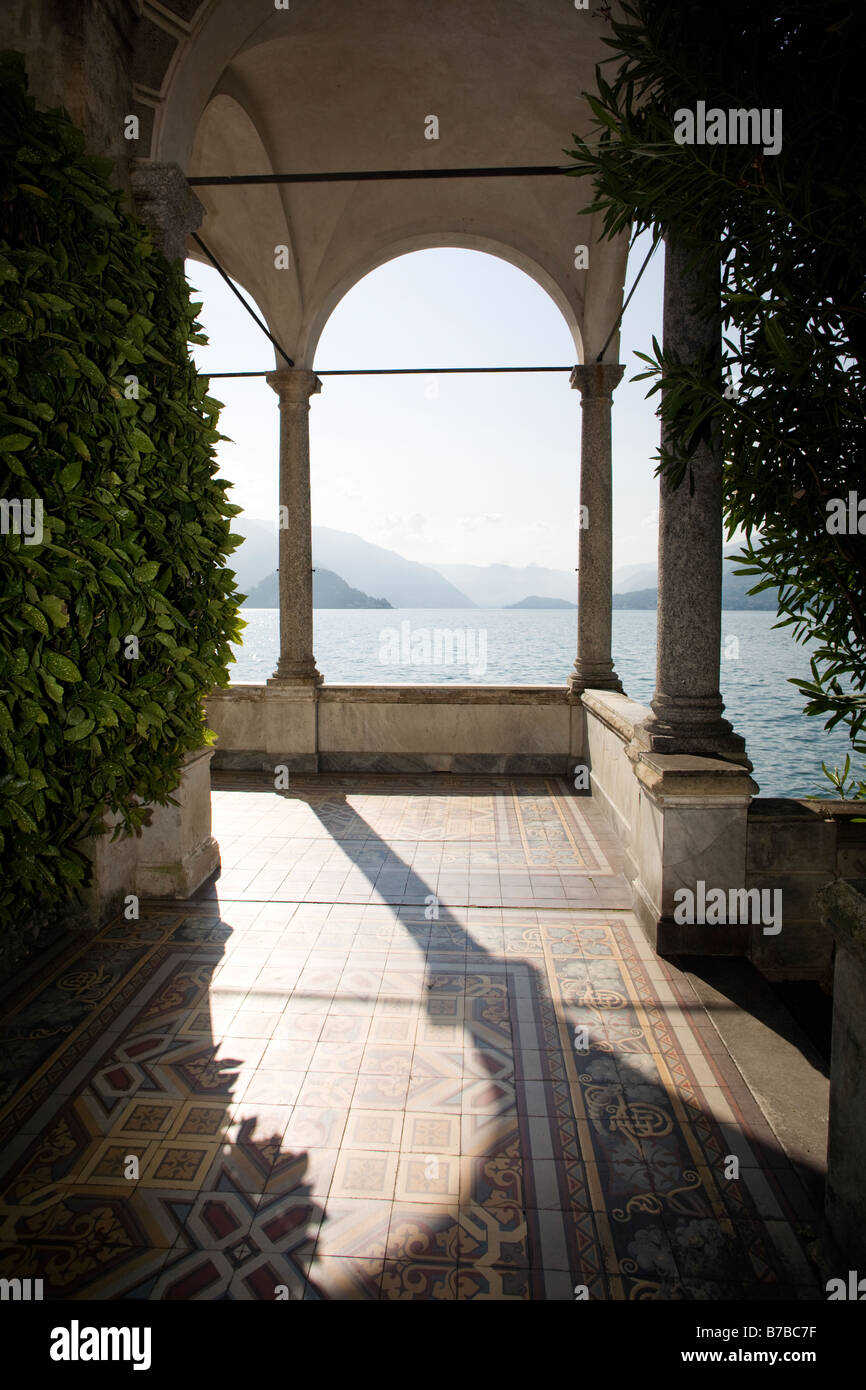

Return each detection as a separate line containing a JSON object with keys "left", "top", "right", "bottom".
{"left": 567, "top": 362, "right": 624, "bottom": 694}
{"left": 266, "top": 368, "right": 322, "bottom": 686}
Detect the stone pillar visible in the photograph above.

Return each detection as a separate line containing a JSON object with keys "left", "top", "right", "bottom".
{"left": 266, "top": 368, "right": 323, "bottom": 686}
{"left": 635, "top": 237, "right": 748, "bottom": 764}
{"left": 567, "top": 362, "right": 624, "bottom": 694}
{"left": 129, "top": 161, "right": 203, "bottom": 262}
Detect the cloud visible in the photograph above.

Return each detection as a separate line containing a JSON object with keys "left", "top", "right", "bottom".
{"left": 456, "top": 513, "right": 505, "bottom": 530}
{"left": 641, "top": 509, "right": 659, "bottom": 529}
{"left": 334, "top": 475, "right": 362, "bottom": 501}
{"left": 381, "top": 512, "right": 427, "bottom": 534}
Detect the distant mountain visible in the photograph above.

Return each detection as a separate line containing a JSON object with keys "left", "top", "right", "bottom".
{"left": 612, "top": 566, "right": 779, "bottom": 611}
{"left": 722, "top": 562, "right": 779, "bottom": 608}
{"left": 433, "top": 562, "right": 576, "bottom": 607}
{"left": 507, "top": 595, "right": 576, "bottom": 610}
{"left": 435, "top": 559, "right": 666, "bottom": 606}
{"left": 225, "top": 519, "right": 660, "bottom": 605}
{"left": 723, "top": 564, "right": 779, "bottom": 608}
{"left": 242, "top": 571, "right": 277, "bottom": 607}
{"left": 224, "top": 521, "right": 474, "bottom": 608}
{"left": 224, "top": 524, "right": 775, "bottom": 613}
{"left": 245, "top": 567, "right": 392, "bottom": 609}
{"left": 226, "top": 516, "right": 278, "bottom": 595}
{"left": 610, "top": 549, "right": 778, "bottom": 610}
{"left": 611, "top": 587, "right": 658, "bottom": 609}
{"left": 612, "top": 561, "right": 658, "bottom": 594}
{"left": 313, "top": 527, "right": 474, "bottom": 607}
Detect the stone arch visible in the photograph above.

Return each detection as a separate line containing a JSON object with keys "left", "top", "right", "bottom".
{"left": 186, "top": 91, "right": 303, "bottom": 344}
{"left": 135, "top": 0, "right": 268, "bottom": 168}
{"left": 303, "top": 234, "right": 584, "bottom": 369}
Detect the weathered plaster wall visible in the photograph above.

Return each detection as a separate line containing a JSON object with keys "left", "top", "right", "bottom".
{"left": 0, "top": 0, "right": 138, "bottom": 188}
{"left": 748, "top": 800, "right": 866, "bottom": 983}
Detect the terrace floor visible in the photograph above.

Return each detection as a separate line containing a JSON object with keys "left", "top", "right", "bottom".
{"left": 0, "top": 774, "right": 823, "bottom": 1299}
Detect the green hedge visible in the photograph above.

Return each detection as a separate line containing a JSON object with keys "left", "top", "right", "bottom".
{"left": 0, "top": 52, "right": 244, "bottom": 930}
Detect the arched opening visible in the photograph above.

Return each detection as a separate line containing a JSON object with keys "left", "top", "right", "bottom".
{"left": 191, "top": 246, "right": 586, "bottom": 684}
{"left": 185, "top": 258, "right": 281, "bottom": 689}
{"left": 301, "top": 235, "right": 584, "bottom": 368}
{"left": 188, "top": 239, "right": 664, "bottom": 694}
{"left": 306, "top": 247, "right": 577, "bottom": 685}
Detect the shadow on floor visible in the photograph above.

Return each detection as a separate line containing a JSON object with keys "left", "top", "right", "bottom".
{"left": 0, "top": 774, "right": 827, "bottom": 1299}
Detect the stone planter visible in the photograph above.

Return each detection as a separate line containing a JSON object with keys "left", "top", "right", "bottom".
{"left": 79, "top": 745, "right": 219, "bottom": 915}
{"left": 818, "top": 877, "right": 866, "bottom": 1269}
{"left": 78, "top": 806, "right": 139, "bottom": 926}
{"left": 135, "top": 744, "right": 219, "bottom": 898}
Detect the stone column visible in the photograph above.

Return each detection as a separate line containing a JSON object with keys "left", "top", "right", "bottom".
{"left": 266, "top": 368, "right": 323, "bottom": 686}
{"left": 129, "top": 162, "right": 203, "bottom": 262}
{"left": 635, "top": 238, "right": 748, "bottom": 764}
{"left": 567, "top": 363, "right": 624, "bottom": 694}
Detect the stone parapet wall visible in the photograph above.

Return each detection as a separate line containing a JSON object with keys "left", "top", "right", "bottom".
{"left": 206, "top": 683, "right": 583, "bottom": 775}
{"left": 747, "top": 799, "right": 866, "bottom": 984}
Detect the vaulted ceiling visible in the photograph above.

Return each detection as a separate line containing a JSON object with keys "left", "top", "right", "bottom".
{"left": 132, "top": 0, "right": 629, "bottom": 364}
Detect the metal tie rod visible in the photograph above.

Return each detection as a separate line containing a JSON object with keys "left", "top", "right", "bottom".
{"left": 200, "top": 366, "right": 575, "bottom": 378}
{"left": 188, "top": 165, "right": 574, "bottom": 187}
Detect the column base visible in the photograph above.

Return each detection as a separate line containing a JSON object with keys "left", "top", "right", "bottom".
{"left": 567, "top": 665, "right": 623, "bottom": 696}
{"left": 268, "top": 660, "right": 323, "bottom": 687}
{"left": 632, "top": 705, "right": 751, "bottom": 769}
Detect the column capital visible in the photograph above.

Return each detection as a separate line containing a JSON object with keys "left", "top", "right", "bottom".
{"left": 129, "top": 161, "right": 203, "bottom": 262}
{"left": 569, "top": 363, "right": 625, "bottom": 399}
{"left": 266, "top": 368, "right": 322, "bottom": 404}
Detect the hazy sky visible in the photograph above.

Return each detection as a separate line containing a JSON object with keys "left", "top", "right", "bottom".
{"left": 187, "top": 228, "right": 664, "bottom": 572}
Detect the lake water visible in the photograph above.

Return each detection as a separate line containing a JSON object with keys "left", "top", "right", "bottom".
{"left": 228, "top": 607, "right": 853, "bottom": 799}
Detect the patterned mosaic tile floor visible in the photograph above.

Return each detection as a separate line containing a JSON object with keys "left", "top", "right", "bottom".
{"left": 0, "top": 776, "right": 821, "bottom": 1299}
{"left": 209, "top": 774, "right": 624, "bottom": 910}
